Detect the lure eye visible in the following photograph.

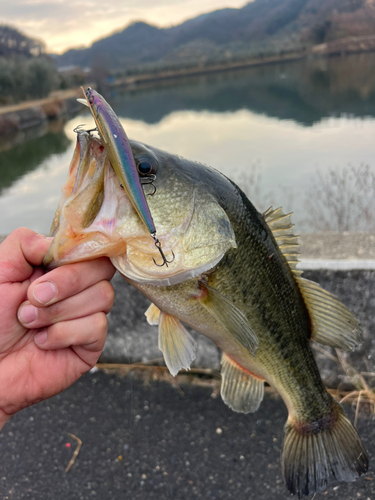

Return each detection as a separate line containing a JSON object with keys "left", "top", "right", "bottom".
{"left": 136, "top": 156, "right": 158, "bottom": 177}
{"left": 85, "top": 88, "right": 94, "bottom": 105}
{"left": 137, "top": 161, "right": 152, "bottom": 175}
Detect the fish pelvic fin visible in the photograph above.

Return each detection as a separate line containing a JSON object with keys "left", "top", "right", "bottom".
{"left": 145, "top": 303, "right": 161, "bottom": 325}
{"left": 220, "top": 353, "right": 264, "bottom": 413}
{"left": 158, "top": 312, "right": 197, "bottom": 377}
{"left": 282, "top": 400, "right": 368, "bottom": 498}
{"left": 296, "top": 277, "right": 362, "bottom": 351}
{"left": 198, "top": 283, "right": 258, "bottom": 356}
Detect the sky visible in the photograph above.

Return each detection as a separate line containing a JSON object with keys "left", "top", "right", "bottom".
{"left": 0, "top": 0, "right": 249, "bottom": 54}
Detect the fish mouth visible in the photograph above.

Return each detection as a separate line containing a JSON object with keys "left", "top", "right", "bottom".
{"left": 43, "top": 131, "right": 134, "bottom": 269}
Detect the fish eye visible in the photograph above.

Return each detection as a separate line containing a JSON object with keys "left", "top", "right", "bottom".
{"left": 136, "top": 155, "right": 158, "bottom": 177}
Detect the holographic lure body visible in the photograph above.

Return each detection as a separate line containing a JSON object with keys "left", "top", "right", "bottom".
{"left": 79, "top": 87, "right": 171, "bottom": 266}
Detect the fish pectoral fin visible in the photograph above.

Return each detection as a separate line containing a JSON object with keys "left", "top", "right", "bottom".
{"left": 297, "top": 277, "right": 362, "bottom": 351}
{"left": 221, "top": 353, "right": 264, "bottom": 413}
{"left": 158, "top": 312, "right": 197, "bottom": 377}
{"left": 199, "top": 284, "right": 258, "bottom": 355}
{"left": 145, "top": 303, "right": 161, "bottom": 325}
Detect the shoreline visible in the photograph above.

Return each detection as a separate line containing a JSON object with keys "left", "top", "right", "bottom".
{"left": 111, "top": 34, "right": 375, "bottom": 90}
{"left": 0, "top": 88, "right": 82, "bottom": 136}
{"left": 1, "top": 34, "right": 375, "bottom": 136}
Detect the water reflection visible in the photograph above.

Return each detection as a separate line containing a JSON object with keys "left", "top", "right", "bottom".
{"left": 110, "top": 53, "right": 375, "bottom": 126}
{"left": 0, "top": 120, "right": 71, "bottom": 193}
{"left": 1, "top": 52, "right": 375, "bottom": 234}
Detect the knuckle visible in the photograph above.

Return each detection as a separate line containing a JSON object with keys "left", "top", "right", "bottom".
{"left": 45, "top": 323, "right": 64, "bottom": 346}
{"left": 45, "top": 302, "right": 63, "bottom": 324}
{"left": 99, "top": 281, "right": 115, "bottom": 309}
{"left": 94, "top": 312, "right": 108, "bottom": 336}
{"left": 12, "top": 227, "right": 31, "bottom": 239}
{"left": 65, "top": 266, "right": 81, "bottom": 291}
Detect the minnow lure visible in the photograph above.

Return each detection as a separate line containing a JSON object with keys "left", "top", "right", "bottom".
{"left": 77, "top": 87, "right": 173, "bottom": 267}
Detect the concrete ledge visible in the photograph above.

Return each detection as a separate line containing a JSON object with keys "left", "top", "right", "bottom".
{"left": 299, "top": 259, "right": 375, "bottom": 270}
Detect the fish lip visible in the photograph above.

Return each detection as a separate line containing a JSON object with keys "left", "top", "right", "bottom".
{"left": 43, "top": 225, "right": 127, "bottom": 269}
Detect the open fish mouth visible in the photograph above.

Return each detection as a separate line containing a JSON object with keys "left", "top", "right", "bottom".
{"left": 44, "top": 131, "right": 132, "bottom": 268}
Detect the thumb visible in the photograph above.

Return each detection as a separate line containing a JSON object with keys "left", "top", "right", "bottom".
{"left": 0, "top": 228, "right": 52, "bottom": 284}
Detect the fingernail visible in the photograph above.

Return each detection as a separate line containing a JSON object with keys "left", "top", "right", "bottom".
{"left": 18, "top": 304, "right": 38, "bottom": 325}
{"left": 35, "top": 330, "right": 47, "bottom": 345}
{"left": 33, "top": 281, "right": 57, "bottom": 304}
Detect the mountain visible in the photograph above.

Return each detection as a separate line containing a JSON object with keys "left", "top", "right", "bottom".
{"left": 54, "top": 0, "right": 375, "bottom": 70}
{"left": 0, "top": 25, "right": 45, "bottom": 58}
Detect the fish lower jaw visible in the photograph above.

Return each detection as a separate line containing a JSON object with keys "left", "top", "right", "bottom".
{"left": 43, "top": 230, "right": 126, "bottom": 268}
{"left": 112, "top": 253, "right": 225, "bottom": 286}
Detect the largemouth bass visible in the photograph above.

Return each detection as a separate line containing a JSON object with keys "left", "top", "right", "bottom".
{"left": 44, "top": 123, "right": 368, "bottom": 498}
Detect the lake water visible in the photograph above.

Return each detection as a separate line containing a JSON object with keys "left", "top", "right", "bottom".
{"left": 1, "top": 52, "right": 375, "bottom": 235}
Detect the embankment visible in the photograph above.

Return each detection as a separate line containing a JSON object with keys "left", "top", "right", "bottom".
{"left": 0, "top": 88, "right": 82, "bottom": 136}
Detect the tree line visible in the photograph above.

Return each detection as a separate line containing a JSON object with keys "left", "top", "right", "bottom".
{"left": 0, "top": 25, "right": 60, "bottom": 105}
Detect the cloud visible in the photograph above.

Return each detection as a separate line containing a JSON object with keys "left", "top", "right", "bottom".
{"left": 0, "top": 0, "right": 248, "bottom": 53}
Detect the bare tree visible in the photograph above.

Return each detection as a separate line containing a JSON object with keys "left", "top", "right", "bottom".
{"left": 304, "top": 164, "right": 375, "bottom": 232}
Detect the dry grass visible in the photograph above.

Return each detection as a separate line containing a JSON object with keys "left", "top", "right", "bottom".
{"left": 304, "top": 164, "right": 375, "bottom": 232}
{"left": 96, "top": 350, "right": 375, "bottom": 426}
{"left": 314, "top": 345, "right": 375, "bottom": 427}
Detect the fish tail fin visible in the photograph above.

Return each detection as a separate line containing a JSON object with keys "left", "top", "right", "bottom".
{"left": 282, "top": 400, "right": 368, "bottom": 498}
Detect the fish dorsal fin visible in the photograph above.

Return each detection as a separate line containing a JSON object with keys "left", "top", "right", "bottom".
{"left": 264, "top": 207, "right": 361, "bottom": 351}
{"left": 263, "top": 206, "right": 302, "bottom": 277}
{"left": 221, "top": 353, "right": 264, "bottom": 413}
{"left": 158, "top": 312, "right": 197, "bottom": 376}
{"left": 296, "top": 277, "right": 362, "bottom": 351}
{"left": 199, "top": 283, "right": 258, "bottom": 356}
{"left": 145, "top": 303, "right": 161, "bottom": 325}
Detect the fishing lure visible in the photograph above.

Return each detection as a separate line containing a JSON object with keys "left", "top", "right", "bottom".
{"left": 77, "top": 87, "right": 173, "bottom": 267}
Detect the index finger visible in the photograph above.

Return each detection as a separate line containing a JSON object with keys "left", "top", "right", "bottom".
{"left": 0, "top": 228, "right": 51, "bottom": 284}
{"left": 27, "top": 257, "right": 116, "bottom": 306}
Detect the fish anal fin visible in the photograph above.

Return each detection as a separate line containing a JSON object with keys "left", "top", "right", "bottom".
{"left": 158, "top": 312, "right": 197, "bottom": 377}
{"left": 297, "top": 277, "right": 362, "bottom": 351}
{"left": 145, "top": 303, "right": 161, "bottom": 325}
{"left": 221, "top": 353, "right": 264, "bottom": 413}
{"left": 198, "top": 283, "right": 258, "bottom": 355}
{"left": 283, "top": 401, "right": 368, "bottom": 497}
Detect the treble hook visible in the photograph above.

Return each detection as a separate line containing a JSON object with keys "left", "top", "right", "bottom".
{"left": 141, "top": 174, "right": 156, "bottom": 196}
{"left": 73, "top": 124, "right": 86, "bottom": 133}
{"left": 73, "top": 124, "right": 98, "bottom": 135}
{"left": 151, "top": 233, "right": 175, "bottom": 267}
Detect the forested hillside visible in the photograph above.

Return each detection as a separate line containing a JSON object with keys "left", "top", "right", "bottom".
{"left": 0, "top": 26, "right": 59, "bottom": 104}
{"left": 54, "top": 0, "right": 375, "bottom": 70}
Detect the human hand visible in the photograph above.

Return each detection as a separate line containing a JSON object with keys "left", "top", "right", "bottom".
{"left": 0, "top": 228, "right": 115, "bottom": 430}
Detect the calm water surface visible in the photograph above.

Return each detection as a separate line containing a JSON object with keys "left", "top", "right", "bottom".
{"left": 1, "top": 53, "right": 375, "bottom": 235}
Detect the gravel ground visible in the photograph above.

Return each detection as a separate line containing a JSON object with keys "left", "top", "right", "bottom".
{"left": 0, "top": 370, "right": 374, "bottom": 500}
